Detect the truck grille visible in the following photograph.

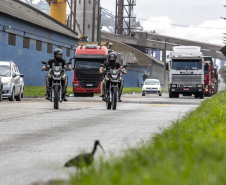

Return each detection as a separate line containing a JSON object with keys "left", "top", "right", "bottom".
{"left": 76, "top": 70, "right": 104, "bottom": 88}
{"left": 172, "top": 74, "right": 202, "bottom": 86}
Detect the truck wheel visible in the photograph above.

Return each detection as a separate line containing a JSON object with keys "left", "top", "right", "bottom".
{"left": 195, "top": 94, "right": 199, "bottom": 98}
{"left": 142, "top": 93, "right": 145, "bottom": 96}
{"left": 169, "top": 92, "right": 173, "bottom": 98}
{"left": 175, "top": 93, "right": 179, "bottom": 98}
{"left": 0, "top": 86, "right": 2, "bottom": 101}
{"left": 199, "top": 93, "right": 204, "bottom": 99}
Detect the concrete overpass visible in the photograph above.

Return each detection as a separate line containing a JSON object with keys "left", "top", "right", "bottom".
{"left": 101, "top": 31, "right": 226, "bottom": 60}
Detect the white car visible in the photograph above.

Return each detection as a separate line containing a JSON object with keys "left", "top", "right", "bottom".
{"left": 142, "top": 79, "right": 162, "bottom": 96}
{"left": 0, "top": 61, "right": 24, "bottom": 101}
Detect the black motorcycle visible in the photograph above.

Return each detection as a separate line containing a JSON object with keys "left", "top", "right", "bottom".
{"left": 42, "top": 61, "right": 72, "bottom": 109}
{"left": 101, "top": 64, "right": 127, "bottom": 110}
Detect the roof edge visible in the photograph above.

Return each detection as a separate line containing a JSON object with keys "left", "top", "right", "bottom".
{"left": 12, "top": 0, "right": 79, "bottom": 38}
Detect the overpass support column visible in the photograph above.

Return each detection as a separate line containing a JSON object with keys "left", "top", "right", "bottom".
{"left": 162, "top": 40, "right": 167, "bottom": 88}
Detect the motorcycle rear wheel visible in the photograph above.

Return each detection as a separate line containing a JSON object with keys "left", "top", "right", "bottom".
{"left": 54, "top": 86, "right": 59, "bottom": 109}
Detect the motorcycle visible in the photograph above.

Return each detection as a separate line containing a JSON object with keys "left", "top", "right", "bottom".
{"left": 42, "top": 60, "right": 72, "bottom": 109}
{"left": 101, "top": 64, "right": 127, "bottom": 110}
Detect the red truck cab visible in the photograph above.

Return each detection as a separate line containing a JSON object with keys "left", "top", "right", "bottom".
{"left": 72, "top": 45, "right": 108, "bottom": 97}
{"left": 203, "top": 56, "right": 213, "bottom": 96}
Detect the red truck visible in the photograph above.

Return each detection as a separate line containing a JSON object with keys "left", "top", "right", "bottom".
{"left": 72, "top": 45, "right": 108, "bottom": 97}
{"left": 203, "top": 56, "right": 214, "bottom": 97}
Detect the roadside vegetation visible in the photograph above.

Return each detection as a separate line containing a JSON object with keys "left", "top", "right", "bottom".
{"left": 54, "top": 90, "right": 226, "bottom": 185}
{"left": 24, "top": 86, "right": 168, "bottom": 97}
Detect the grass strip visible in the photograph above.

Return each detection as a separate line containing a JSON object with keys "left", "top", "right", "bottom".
{"left": 58, "top": 91, "right": 226, "bottom": 185}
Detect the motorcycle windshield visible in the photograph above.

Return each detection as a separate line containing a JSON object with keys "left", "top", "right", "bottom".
{"left": 52, "top": 66, "right": 62, "bottom": 72}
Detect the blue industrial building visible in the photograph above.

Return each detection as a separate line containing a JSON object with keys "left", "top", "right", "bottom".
{"left": 0, "top": 0, "right": 80, "bottom": 86}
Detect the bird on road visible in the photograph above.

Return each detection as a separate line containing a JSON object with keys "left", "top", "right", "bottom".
{"left": 64, "top": 140, "right": 104, "bottom": 169}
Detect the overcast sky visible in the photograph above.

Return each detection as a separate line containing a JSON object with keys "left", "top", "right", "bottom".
{"left": 100, "top": 0, "right": 226, "bottom": 45}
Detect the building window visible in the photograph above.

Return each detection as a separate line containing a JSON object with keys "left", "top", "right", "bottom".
{"left": 66, "top": 48, "right": 70, "bottom": 57}
{"left": 8, "top": 33, "right": 16, "bottom": 46}
{"left": 88, "top": 24, "right": 90, "bottom": 29}
{"left": 47, "top": 43, "right": 52, "bottom": 53}
{"left": 36, "top": 40, "right": 42, "bottom": 51}
{"left": 23, "top": 37, "right": 30, "bottom": 49}
{"left": 79, "top": 0, "right": 81, "bottom": 3}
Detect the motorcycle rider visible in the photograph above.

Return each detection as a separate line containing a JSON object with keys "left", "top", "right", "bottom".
{"left": 42, "top": 48, "right": 72, "bottom": 101}
{"left": 99, "top": 52, "right": 127, "bottom": 102}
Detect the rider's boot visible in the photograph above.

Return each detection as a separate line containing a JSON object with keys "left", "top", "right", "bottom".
{"left": 62, "top": 93, "right": 68, "bottom": 101}
{"left": 102, "top": 95, "right": 106, "bottom": 101}
{"left": 46, "top": 92, "right": 51, "bottom": 100}
{"left": 118, "top": 93, "right": 122, "bottom": 102}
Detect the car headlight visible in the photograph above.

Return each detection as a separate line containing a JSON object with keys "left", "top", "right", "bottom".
{"left": 2, "top": 78, "right": 11, "bottom": 85}
{"left": 171, "top": 84, "right": 177, "bottom": 88}
{"left": 142, "top": 86, "right": 146, "bottom": 90}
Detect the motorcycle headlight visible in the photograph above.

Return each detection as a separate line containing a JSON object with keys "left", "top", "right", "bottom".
{"left": 112, "top": 75, "right": 117, "bottom": 79}
{"left": 54, "top": 72, "right": 61, "bottom": 76}
{"left": 2, "top": 78, "right": 11, "bottom": 85}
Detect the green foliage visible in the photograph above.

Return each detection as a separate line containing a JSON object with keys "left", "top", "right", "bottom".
{"left": 61, "top": 91, "right": 226, "bottom": 185}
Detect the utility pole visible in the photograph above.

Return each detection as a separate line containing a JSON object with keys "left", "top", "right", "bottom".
{"left": 97, "top": 0, "right": 101, "bottom": 45}
{"left": 162, "top": 39, "right": 167, "bottom": 88}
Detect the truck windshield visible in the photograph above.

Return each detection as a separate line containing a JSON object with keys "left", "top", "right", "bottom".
{"left": 0, "top": 65, "right": 11, "bottom": 77}
{"left": 172, "top": 60, "right": 202, "bottom": 70}
{"left": 204, "top": 63, "right": 209, "bottom": 74}
{"left": 75, "top": 59, "right": 104, "bottom": 69}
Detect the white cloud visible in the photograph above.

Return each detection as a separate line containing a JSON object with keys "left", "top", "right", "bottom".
{"left": 142, "top": 16, "right": 226, "bottom": 45}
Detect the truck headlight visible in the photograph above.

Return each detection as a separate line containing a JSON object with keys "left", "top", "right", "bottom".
{"left": 73, "top": 83, "right": 79, "bottom": 88}
{"left": 197, "top": 84, "right": 203, "bottom": 88}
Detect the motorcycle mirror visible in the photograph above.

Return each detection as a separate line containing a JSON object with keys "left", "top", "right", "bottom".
{"left": 42, "top": 61, "right": 47, "bottom": 64}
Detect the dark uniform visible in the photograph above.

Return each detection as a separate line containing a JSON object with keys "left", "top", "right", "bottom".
{"left": 101, "top": 61, "right": 123, "bottom": 101}
{"left": 45, "top": 59, "right": 67, "bottom": 100}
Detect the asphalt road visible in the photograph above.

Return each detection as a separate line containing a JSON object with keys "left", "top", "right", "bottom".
{"left": 0, "top": 93, "right": 204, "bottom": 185}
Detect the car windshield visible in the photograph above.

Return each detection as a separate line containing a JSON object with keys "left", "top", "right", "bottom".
{"left": 0, "top": 65, "right": 10, "bottom": 77}
{"left": 75, "top": 59, "right": 104, "bottom": 69}
{"left": 172, "top": 59, "right": 202, "bottom": 70}
{"left": 145, "top": 80, "right": 159, "bottom": 85}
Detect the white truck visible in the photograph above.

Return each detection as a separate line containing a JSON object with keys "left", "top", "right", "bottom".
{"left": 166, "top": 46, "right": 204, "bottom": 99}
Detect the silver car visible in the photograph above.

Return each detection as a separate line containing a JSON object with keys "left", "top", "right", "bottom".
{"left": 0, "top": 61, "right": 24, "bottom": 101}
{"left": 142, "top": 79, "right": 162, "bottom": 96}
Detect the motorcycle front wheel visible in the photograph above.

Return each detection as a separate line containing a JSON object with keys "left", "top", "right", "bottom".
{"left": 54, "top": 86, "right": 59, "bottom": 109}
{"left": 112, "top": 87, "right": 117, "bottom": 110}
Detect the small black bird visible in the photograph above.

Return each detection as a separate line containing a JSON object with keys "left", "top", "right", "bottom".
{"left": 64, "top": 140, "right": 104, "bottom": 169}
